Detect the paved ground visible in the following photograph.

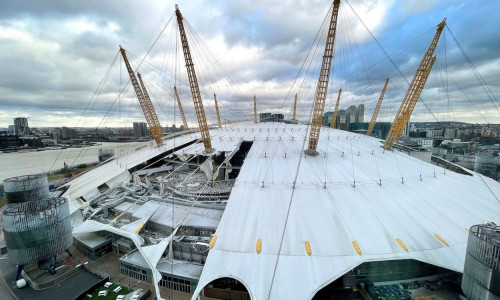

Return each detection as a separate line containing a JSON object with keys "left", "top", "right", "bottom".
{"left": 0, "top": 261, "right": 17, "bottom": 300}
{"left": 77, "top": 250, "right": 217, "bottom": 300}
{"left": 0, "top": 257, "right": 101, "bottom": 300}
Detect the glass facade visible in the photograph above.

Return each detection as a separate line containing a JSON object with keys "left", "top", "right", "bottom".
{"left": 119, "top": 260, "right": 197, "bottom": 294}
{"left": 159, "top": 275, "right": 194, "bottom": 293}
{"left": 74, "top": 237, "right": 112, "bottom": 260}
{"left": 120, "top": 262, "right": 151, "bottom": 282}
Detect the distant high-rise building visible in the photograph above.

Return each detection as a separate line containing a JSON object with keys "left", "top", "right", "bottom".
{"left": 14, "top": 117, "right": 30, "bottom": 136}
{"left": 259, "top": 113, "right": 272, "bottom": 122}
{"left": 8, "top": 125, "right": 15, "bottom": 134}
{"left": 355, "top": 104, "right": 364, "bottom": 123}
{"left": 259, "top": 113, "right": 284, "bottom": 123}
{"left": 323, "top": 104, "right": 364, "bottom": 129}
{"left": 54, "top": 127, "right": 77, "bottom": 140}
{"left": 133, "top": 122, "right": 148, "bottom": 137}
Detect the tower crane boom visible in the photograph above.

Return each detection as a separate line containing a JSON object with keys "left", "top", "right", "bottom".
{"left": 306, "top": 0, "right": 341, "bottom": 155}
{"left": 366, "top": 77, "right": 389, "bottom": 136}
{"left": 383, "top": 19, "right": 446, "bottom": 149}
{"left": 175, "top": 5, "right": 213, "bottom": 153}
{"left": 119, "top": 47, "right": 163, "bottom": 147}
{"left": 174, "top": 86, "right": 189, "bottom": 130}
{"left": 330, "top": 88, "right": 342, "bottom": 129}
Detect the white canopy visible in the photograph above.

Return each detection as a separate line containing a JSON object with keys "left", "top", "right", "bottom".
{"left": 192, "top": 123, "right": 500, "bottom": 299}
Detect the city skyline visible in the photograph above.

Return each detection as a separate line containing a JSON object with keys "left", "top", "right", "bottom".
{"left": 1, "top": 0, "right": 499, "bottom": 129}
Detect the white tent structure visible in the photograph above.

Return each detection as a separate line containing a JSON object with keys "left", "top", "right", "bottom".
{"left": 189, "top": 123, "right": 500, "bottom": 299}
{"left": 64, "top": 122, "right": 500, "bottom": 300}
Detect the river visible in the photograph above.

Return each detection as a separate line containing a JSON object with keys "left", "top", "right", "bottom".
{"left": 0, "top": 142, "right": 145, "bottom": 184}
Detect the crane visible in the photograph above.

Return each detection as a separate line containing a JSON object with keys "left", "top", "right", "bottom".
{"left": 173, "top": 86, "right": 189, "bottom": 130}
{"left": 175, "top": 5, "right": 213, "bottom": 153}
{"left": 214, "top": 93, "right": 222, "bottom": 128}
{"left": 119, "top": 47, "right": 163, "bottom": 147}
{"left": 383, "top": 18, "right": 445, "bottom": 150}
{"left": 306, "top": 0, "right": 341, "bottom": 155}
{"left": 254, "top": 95, "right": 257, "bottom": 124}
{"left": 292, "top": 93, "right": 297, "bottom": 124}
{"left": 330, "top": 88, "right": 342, "bottom": 129}
{"left": 366, "top": 77, "right": 389, "bottom": 136}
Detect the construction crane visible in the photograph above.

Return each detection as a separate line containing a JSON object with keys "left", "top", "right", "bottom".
{"left": 175, "top": 5, "right": 213, "bottom": 153}
{"left": 366, "top": 77, "right": 389, "bottom": 136}
{"left": 119, "top": 47, "right": 163, "bottom": 147}
{"left": 254, "top": 95, "right": 257, "bottom": 124}
{"left": 383, "top": 18, "right": 446, "bottom": 150}
{"left": 214, "top": 93, "right": 222, "bottom": 128}
{"left": 330, "top": 88, "right": 342, "bottom": 129}
{"left": 306, "top": 0, "right": 341, "bottom": 155}
{"left": 174, "top": 86, "right": 189, "bottom": 130}
{"left": 292, "top": 93, "right": 297, "bottom": 124}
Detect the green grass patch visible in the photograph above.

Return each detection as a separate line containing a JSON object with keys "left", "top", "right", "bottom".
{"left": 47, "top": 165, "right": 97, "bottom": 181}
{"left": 0, "top": 194, "right": 6, "bottom": 209}
{"left": 87, "top": 282, "right": 134, "bottom": 299}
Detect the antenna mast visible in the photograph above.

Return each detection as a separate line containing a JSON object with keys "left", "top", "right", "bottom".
{"left": 174, "top": 86, "right": 189, "bottom": 130}
{"left": 175, "top": 4, "right": 213, "bottom": 152}
{"left": 292, "top": 93, "right": 297, "bottom": 124}
{"left": 383, "top": 19, "right": 446, "bottom": 149}
{"left": 119, "top": 46, "right": 163, "bottom": 147}
{"left": 254, "top": 95, "right": 257, "bottom": 124}
{"left": 214, "top": 93, "right": 222, "bottom": 128}
{"left": 330, "top": 88, "right": 342, "bottom": 129}
{"left": 306, "top": 0, "right": 341, "bottom": 155}
{"left": 366, "top": 77, "right": 389, "bottom": 136}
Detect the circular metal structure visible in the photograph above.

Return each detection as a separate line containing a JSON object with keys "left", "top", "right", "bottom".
{"left": 3, "top": 173, "right": 49, "bottom": 204}
{"left": 2, "top": 197, "right": 72, "bottom": 265}
{"left": 462, "top": 224, "right": 500, "bottom": 300}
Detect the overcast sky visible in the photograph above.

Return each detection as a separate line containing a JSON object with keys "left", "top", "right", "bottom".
{"left": 1, "top": 0, "right": 499, "bottom": 129}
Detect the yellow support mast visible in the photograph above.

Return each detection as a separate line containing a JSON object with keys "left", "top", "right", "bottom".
{"left": 292, "top": 93, "right": 297, "bottom": 124}
{"left": 306, "top": 0, "right": 341, "bottom": 155}
{"left": 137, "top": 73, "right": 164, "bottom": 146}
{"left": 173, "top": 86, "right": 188, "bottom": 130}
{"left": 366, "top": 77, "right": 389, "bottom": 136}
{"left": 383, "top": 19, "right": 446, "bottom": 150}
{"left": 214, "top": 93, "right": 222, "bottom": 128}
{"left": 175, "top": 5, "right": 213, "bottom": 153}
{"left": 119, "top": 47, "right": 163, "bottom": 147}
{"left": 254, "top": 95, "right": 257, "bottom": 124}
{"left": 330, "top": 88, "right": 342, "bottom": 129}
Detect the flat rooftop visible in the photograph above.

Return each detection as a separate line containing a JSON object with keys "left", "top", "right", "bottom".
{"left": 74, "top": 232, "right": 111, "bottom": 248}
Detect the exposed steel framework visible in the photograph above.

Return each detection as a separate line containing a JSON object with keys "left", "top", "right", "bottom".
{"left": 119, "top": 47, "right": 163, "bottom": 147}
{"left": 254, "top": 95, "right": 257, "bottom": 124}
{"left": 306, "top": 0, "right": 341, "bottom": 155}
{"left": 366, "top": 77, "right": 390, "bottom": 136}
{"left": 174, "top": 86, "right": 189, "bottom": 130}
{"left": 383, "top": 19, "right": 446, "bottom": 149}
{"left": 175, "top": 5, "right": 213, "bottom": 152}
{"left": 214, "top": 93, "right": 222, "bottom": 128}
{"left": 330, "top": 88, "right": 342, "bottom": 129}
{"left": 292, "top": 93, "right": 297, "bottom": 124}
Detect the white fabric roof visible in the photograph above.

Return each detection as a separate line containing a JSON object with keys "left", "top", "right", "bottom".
{"left": 64, "top": 122, "right": 500, "bottom": 300}
{"left": 192, "top": 123, "right": 500, "bottom": 299}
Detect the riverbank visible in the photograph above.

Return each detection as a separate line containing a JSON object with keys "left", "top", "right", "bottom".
{"left": 0, "top": 141, "right": 143, "bottom": 183}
